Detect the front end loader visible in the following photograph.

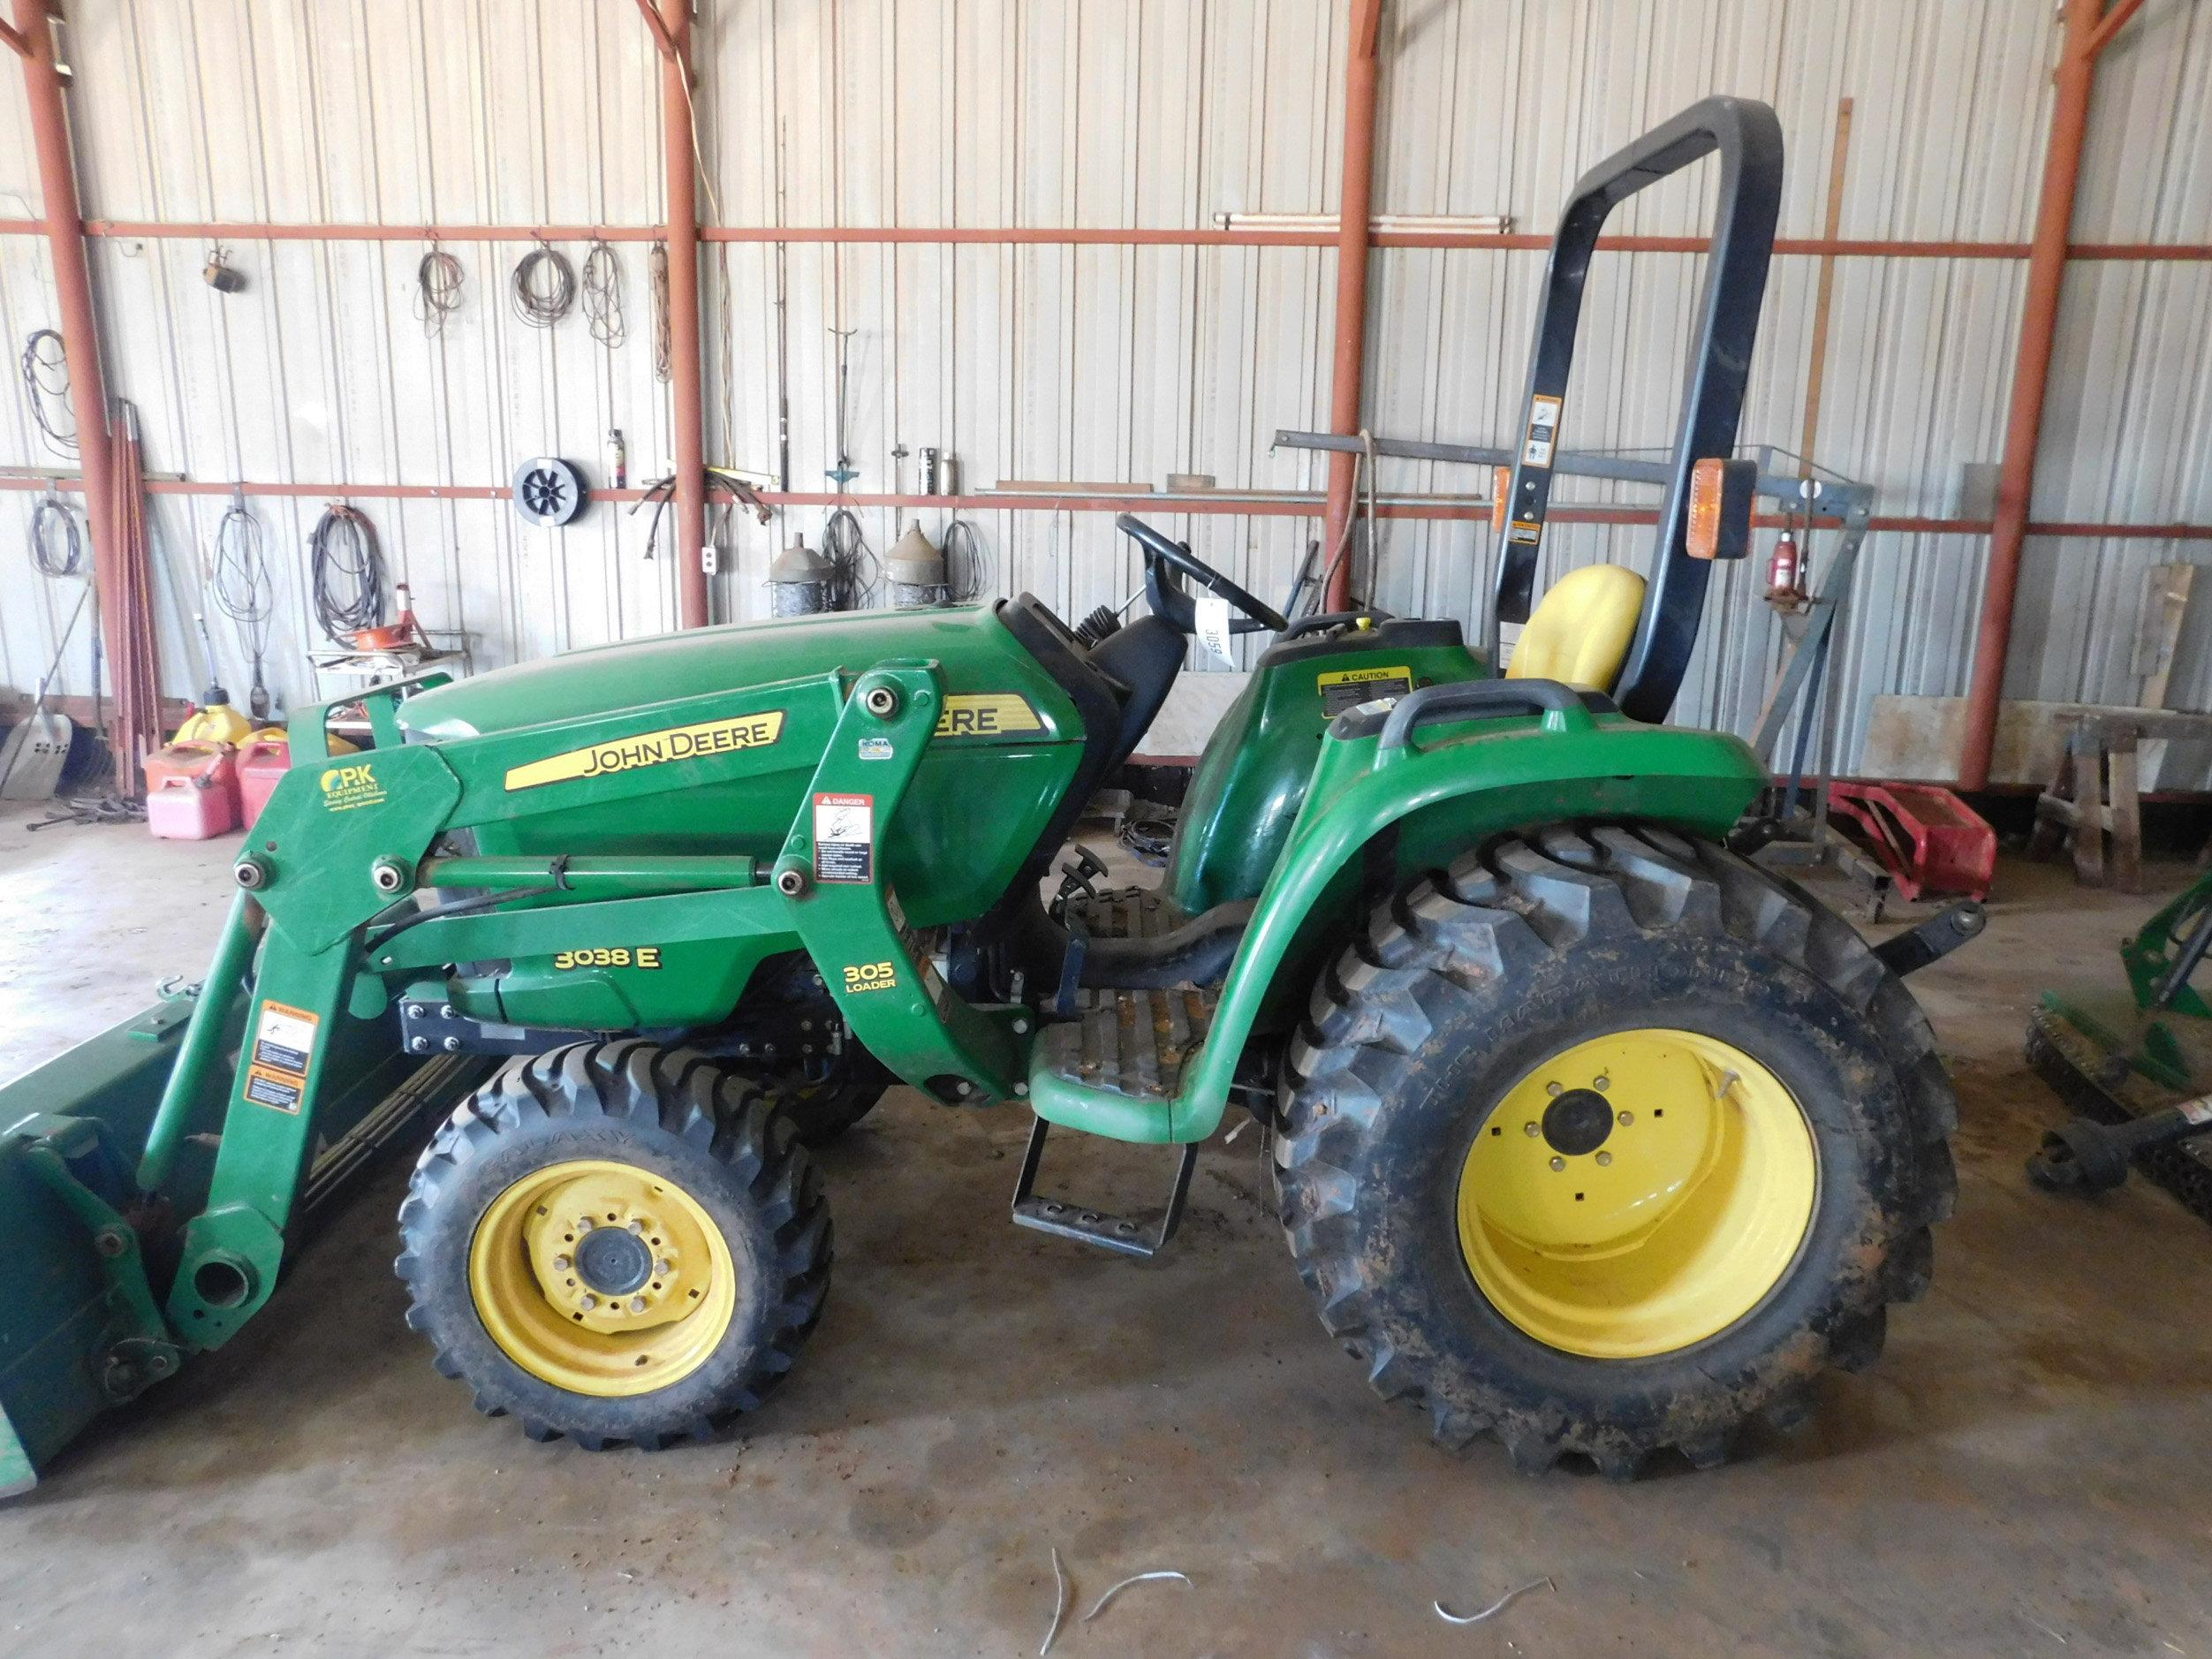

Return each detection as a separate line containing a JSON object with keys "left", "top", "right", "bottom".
{"left": 0, "top": 97, "right": 1972, "bottom": 1489}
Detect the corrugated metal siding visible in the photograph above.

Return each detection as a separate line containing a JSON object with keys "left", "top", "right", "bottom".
{"left": 0, "top": 0, "right": 2208, "bottom": 771}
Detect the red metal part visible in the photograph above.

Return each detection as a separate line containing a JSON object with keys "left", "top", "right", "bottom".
{"left": 1321, "top": 0, "right": 1384, "bottom": 610}
{"left": 1827, "top": 783, "right": 1997, "bottom": 903}
{"left": 641, "top": 0, "right": 708, "bottom": 630}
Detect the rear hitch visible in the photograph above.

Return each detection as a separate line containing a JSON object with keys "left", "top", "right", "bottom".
{"left": 1874, "top": 899, "right": 1987, "bottom": 978}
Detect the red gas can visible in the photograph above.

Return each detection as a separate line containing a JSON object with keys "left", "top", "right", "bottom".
{"left": 236, "top": 731, "right": 292, "bottom": 826}
{"left": 143, "top": 741, "right": 240, "bottom": 840}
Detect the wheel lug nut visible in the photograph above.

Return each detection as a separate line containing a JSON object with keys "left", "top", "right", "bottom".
{"left": 1594, "top": 1076, "right": 1610, "bottom": 1091}
{"left": 580, "top": 1293, "right": 598, "bottom": 1310}
{"left": 655, "top": 1259, "right": 671, "bottom": 1276}
{"left": 1549, "top": 1156, "right": 1565, "bottom": 1172}
{"left": 1596, "top": 1151, "right": 1613, "bottom": 1166}
{"left": 553, "top": 1254, "right": 572, "bottom": 1271}
{"left": 1545, "top": 1081, "right": 1563, "bottom": 1097}
{"left": 576, "top": 1217, "right": 594, "bottom": 1232}
{"left": 628, "top": 1219, "right": 645, "bottom": 1235}
{"left": 629, "top": 1295, "right": 648, "bottom": 1314}
{"left": 1617, "top": 1110, "right": 1633, "bottom": 1126}
{"left": 1522, "top": 1121, "right": 1540, "bottom": 1137}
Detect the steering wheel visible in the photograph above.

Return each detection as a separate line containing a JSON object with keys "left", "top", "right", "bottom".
{"left": 1115, "top": 513, "right": 1290, "bottom": 634}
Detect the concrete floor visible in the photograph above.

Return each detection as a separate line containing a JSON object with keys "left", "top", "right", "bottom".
{"left": 2, "top": 802, "right": 2210, "bottom": 1657}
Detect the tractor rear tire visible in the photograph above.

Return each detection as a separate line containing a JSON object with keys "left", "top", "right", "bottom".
{"left": 397, "top": 1039, "right": 831, "bottom": 1450}
{"left": 1273, "top": 825, "right": 1957, "bottom": 1477}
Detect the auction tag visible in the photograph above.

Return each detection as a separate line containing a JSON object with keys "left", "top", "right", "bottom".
{"left": 1195, "top": 594, "right": 1236, "bottom": 664}
{"left": 813, "top": 792, "right": 875, "bottom": 883}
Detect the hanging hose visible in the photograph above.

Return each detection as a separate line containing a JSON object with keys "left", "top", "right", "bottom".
{"left": 822, "top": 508, "right": 877, "bottom": 610}
{"left": 414, "top": 248, "right": 466, "bottom": 337}
{"left": 580, "top": 239, "right": 626, "bottom": 349}
{"left": 19, "top": 329, "right": 75, "bottom": 457}
{"left": 510, "top": 243, "right": 576, "bottom": 328}
{"left": 210, "top": 496, "right": 276, "bottom": 715}
{"left": 309, "top": 504, "right": 388, "bottom": 643}
{"left": 942, "top": 518, "right": 992, "bottom": 603}
{"left": 29, "top": 492, "right": 83, "bottom": 578}
{"left": 648, "top": 242, "right": 672, "bottom": 383}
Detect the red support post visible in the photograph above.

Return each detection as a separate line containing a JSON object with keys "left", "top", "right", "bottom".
{"left": 1321, "top": 0, "right": 1384, "bottom": 611}
{"left": 12, "top": 0, "right": 136, "bottom": 725}
{"left": 1959, "top": 0, "right": 2136, "bottom": 789}
{"left": 645, "top": 0, "right": 709, "bottom": 631}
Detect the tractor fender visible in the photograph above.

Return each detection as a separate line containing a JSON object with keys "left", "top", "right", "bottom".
{"left": 1171, "top": 695, "right": 1767, "bottom": 1140}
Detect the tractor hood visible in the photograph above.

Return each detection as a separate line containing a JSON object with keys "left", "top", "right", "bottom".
{"left": 398, "top": 603, "right": 1066, "bottom": 740}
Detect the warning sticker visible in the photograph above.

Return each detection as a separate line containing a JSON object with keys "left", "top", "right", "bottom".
{"left": 245, "top": 999, "right": 320, "bottom": 1115}
{"left": 1507, "top": 519, "right": 1543, "bottom": 545}
{"left": 1522, "top": 394, "right": 1562, "bottom": 467}
{"left": 1318, "top": 663, "right": 1414, "bottom": 716}
{"left": 813, "top": 792, "right": 875, "bottom": 883}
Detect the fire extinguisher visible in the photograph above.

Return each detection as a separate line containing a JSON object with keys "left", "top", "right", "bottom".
{"left": 1767, "top": 528, "right": 1801, "bottom": 602}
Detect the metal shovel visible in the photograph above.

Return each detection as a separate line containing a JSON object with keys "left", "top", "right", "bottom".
{"left": 0, "top": 585, "right": 89, "bottom": 801}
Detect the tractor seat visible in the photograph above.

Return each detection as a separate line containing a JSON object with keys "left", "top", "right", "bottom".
{"left": 1507, "top": 563, "right": 1647, "bottom": 694}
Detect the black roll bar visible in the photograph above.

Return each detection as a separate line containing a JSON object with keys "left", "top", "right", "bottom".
{"left": 1491, "top": 96, "right": 1784, "bottom": 723}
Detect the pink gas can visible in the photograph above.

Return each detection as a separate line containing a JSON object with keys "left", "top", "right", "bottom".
{"left": 235, "top": 731, "right": 292, "bottom": 826}
{"left": 143, "top": 741, "right": 240, "bottom": 840}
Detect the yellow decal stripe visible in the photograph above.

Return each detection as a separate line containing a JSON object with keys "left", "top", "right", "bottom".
{"left": 504, "top": 710, "right": 786, "bottom": 792}
{"left": 934, "top": 693, "right": 1045, "bottom": 739}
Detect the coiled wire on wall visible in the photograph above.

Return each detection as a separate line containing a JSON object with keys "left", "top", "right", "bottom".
{"left": 210, "top": 496, "right": 276, "bottom": 714}
{"left": 414, "top": 247, "right": 466, "bottom": 337}
{"left": 580, "top": 239, "right": 626, "bottom": 349}
{"left": 29, "top": 489, "right": 83, "bottom": 579}
{"left": 822, "top": 508, "right": 877, "bottom": 611}
{"left": 511, "top": 242, "right": 576, "bottom": 329}
{"left": 19, "top": 329, "right": 76, "bottom": 456}
{"left": 648, "top": 242, "right": 672, "bottom": 382}
{"left": 941, "top": 519, "right": 992, "bottom": 603}
{"left": 309, "top": 504, "right": 387, "bottom": 644}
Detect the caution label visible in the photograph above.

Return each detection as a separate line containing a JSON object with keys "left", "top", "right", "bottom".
{"left": 504, "top": 710, "right": 786, "bottom": 792}
{"left": 244, "top": 999, "right": 320, "bottom": 1115}
{"left": 934, "top": 693, "right": 1044, "bottom": 739}
{"left": 813, "top": 792, "right": 875, "bottom": 883}
{"left": 1507, "top": 519, "right": 1542, "bottom": 545}
{"left": 1522, "top": 394, "right": 1562, "bottom": 468}
{"left": 1317, "top": 663, "right": 1413, "bottom": 716}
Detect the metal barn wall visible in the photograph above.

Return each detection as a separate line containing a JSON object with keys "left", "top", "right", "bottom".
{"left": 1, "top": 0, "right": 2208, "bottom": 774}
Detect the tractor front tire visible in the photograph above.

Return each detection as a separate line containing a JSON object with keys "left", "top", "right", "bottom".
{"left": 398, "top": 1039, "right": 831, "bottom": 1450}
{"left": 1274, "top": 825, "right": 1957, "bottom": 1477}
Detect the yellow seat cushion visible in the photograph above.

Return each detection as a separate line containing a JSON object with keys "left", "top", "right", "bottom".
{"left": 1506, "top": 563, "right": 1648, "bottom": 693}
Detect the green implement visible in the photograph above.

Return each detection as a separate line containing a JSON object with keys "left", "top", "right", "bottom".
{"left": 0, "top": 97, "right": 1972, "bottom": 1488}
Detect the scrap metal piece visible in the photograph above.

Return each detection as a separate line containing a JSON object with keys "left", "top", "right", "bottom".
{"left": 1435, "top": 1576, "right": 1553, "bottom": 1626}
{"left": 1039, "top": 1546, "right": 1068, "bottom": 1656}
{"left": 1080, "top": 1570, "right": 1192, "bottom": 1624}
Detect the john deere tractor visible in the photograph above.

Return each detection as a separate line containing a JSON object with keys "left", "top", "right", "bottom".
{"left": 0, "top": 98, "right": 1966, "bottom": 1489}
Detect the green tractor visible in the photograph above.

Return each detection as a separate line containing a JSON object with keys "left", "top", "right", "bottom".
{"left": 0, "top": 98, "right": 1966, "bottom": 1489}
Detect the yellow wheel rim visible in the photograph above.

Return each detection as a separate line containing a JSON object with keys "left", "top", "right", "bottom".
{"left": 467, "top": 1159, "right": 738, "bottom": 1397}
{"left": 1456, "top": 1028, "right": 1818, "bottom": 1360}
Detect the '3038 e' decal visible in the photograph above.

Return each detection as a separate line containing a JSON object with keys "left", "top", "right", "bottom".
{"left": 842, "top": 960, "right": 899, "bottom": 994}
{"left": 552, "top": 947, "right": 663, "bottom": 970}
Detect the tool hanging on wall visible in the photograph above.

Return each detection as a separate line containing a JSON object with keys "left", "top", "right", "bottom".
{"left": 308, "top": 502, "right": 389, "bottom": 645}
{"left": 580, "top": 239, "right": 626, "bottom": 349}
{"left": 511, "top": 458, "right": 590, "bottom": 527}
{"left": 511, "top": 241, "right": 577, "bottom": 328}
{"left": 826, "top": 327, "right": 859, "bottom": 489}
{"left": 414, "top": 246, "right": 466, "bottom": 337}
{"left": 774, "top": 121, "right": 792, "bottom": 491}
{"left": 648, "top": 241, "right": 672, "bottom": 382}
{"left": 632, "top": 468, "right": 774, "bottom": 562}
{"left": 19, "top": 328, "right": 75, "bottom": 457}
{"left": 201, "top": 244, "right": 246, "bottom": 293}
{"left": 822, "top": 506, "right": 875, "bottom": 610}
{"left": 30, "top": 483, "right": 82, "bottom": 578}
{"left": 208, "top": 489, "right": 276, "bottom": 719}
{"left": 942, "top": 519, "right": 992, "bottom": 603}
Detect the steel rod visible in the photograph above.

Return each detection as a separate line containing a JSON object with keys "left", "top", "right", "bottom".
{"left": 1322, "top": 0, "right": 1386, "bottom": 610}
{"left": 651, "top": 0, "right": 708, "bottom": 630}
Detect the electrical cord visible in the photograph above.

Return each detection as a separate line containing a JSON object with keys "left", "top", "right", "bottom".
{"left": 29, "top": 490, "right": 82, "bottom": 578}
{"left": 19, "top": 328, "right": 75, "bottom": 456}
{"left": 580, "top": 239, "right": 626, "bottom": 349}
{"left": 822, "top": 508, "right": 877, "bottom": 610}
{"left": 511, "top": 243, "right": 576, "bottom": 328}
{"left": 648, "top": 242, "right": 672, "bottom": 382}
{"left": 210, "top": 496, "right": 275, "bottom": 715}
{"left": 1312, "top": 428, "right": 1376, "bottom": 615}
{"left": 942, "top": 518, "right": 992, "bottom": 602}
{"left": 414, "top": 248, "right": 465, "bottom": 336}
{"left": 309, "top": 504, "right": 388, "bottom": 643}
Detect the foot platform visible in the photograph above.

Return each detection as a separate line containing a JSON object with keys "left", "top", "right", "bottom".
{"left": 1011, "top": 1115, "right": 1197, "bottom": 1259}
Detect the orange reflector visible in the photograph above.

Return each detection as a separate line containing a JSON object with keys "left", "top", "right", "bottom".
{"left": 1490, "top": 466, "right": 1511, "bottom": 535}
{"left": 1686, "top": 458, "right": 1727, "bottom": 560}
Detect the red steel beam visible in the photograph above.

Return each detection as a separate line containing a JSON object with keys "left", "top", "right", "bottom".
{"left": 1959, "top": 0, "right": 2139, "bottom": 791}
{"left": 0, "top": 16, "right": 28, "bottom": 59}
{"left": 12, "top": 0, "right": 139, "bottom": 733}
{"left": 1322, "top": 0, "right": 1386, "bottom": 609}
{"left": 647, "top": 0, "right": 709, "bottom": 630}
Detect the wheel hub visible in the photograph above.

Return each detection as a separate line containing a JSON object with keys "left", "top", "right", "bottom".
{"left": 1542, "top": 1087, "right": 1615, "bottom": 1155}
{"left": 574, "top": 1226, "right": 654, "bottom": 1296}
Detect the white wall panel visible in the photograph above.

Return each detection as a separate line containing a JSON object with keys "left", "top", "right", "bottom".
{"left": 0, "top": 0, "right": 2208, "bottom": 776}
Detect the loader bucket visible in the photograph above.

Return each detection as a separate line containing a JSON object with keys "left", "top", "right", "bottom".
{"left": 0, "top": 983, "right": 240, "bottom": 1494}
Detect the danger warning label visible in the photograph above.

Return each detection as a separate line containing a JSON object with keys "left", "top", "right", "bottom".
{"left": 813, "top": 792, "right": 875, "bottom": 883}
{"left": 245, "top": 999, "right": 320, "bottom": 1115}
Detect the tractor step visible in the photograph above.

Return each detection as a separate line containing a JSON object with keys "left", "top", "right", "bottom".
{"left": 1057, "top": 883, "right": 1182, "bottom": 943}
{"left": 1010, "top": 1115, "right": 1198, "bottom": 1259}
{"left": 1035, "top": 984, "right": 1215, "bottom": 1100}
